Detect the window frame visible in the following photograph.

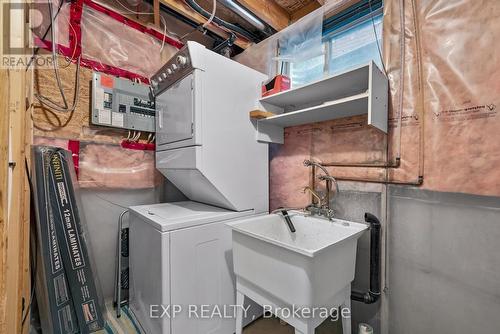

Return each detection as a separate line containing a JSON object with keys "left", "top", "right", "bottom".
{"left": 323, "top": 7, "right": 383, "bottom": 75}
{"left": 284, "top": 1, "right": 384, "bottom": 84}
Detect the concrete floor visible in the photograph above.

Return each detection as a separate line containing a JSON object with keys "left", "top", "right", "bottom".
{"left": 243, "top": 316, "right": 343, "bottom": 334}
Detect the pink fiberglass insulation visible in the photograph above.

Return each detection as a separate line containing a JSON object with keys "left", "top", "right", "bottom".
{"left": 80, "top": 5, "right": 178, "bottom": 79}
{"left": 34, "top": 136, "right": 162, "bottom": 189}
{"left": 265, "top": 0, "right": 500, "bottom": 210}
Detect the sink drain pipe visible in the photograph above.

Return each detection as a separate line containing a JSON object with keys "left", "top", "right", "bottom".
{"left": 351, "top": 212, "right": 381, "bottom": 304}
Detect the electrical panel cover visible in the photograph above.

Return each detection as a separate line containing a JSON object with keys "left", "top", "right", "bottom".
{"left": 91, "top": 72, "right": 155, "bottom": 132}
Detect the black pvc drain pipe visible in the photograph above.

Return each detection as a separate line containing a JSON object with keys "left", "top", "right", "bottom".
{"left": 352, "top": 212, "right": 381, "bottom": 304}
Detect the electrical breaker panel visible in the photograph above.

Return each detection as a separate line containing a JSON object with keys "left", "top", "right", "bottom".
{"left": 91, "top": 72, "right": 155, "bottom": 132}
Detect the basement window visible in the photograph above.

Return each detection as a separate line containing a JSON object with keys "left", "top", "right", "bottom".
{"left": 287, "top": 0, "right": 383, "bottom": 86}
{"left": 326, "top": 11, "right": 383, "bottom": 75}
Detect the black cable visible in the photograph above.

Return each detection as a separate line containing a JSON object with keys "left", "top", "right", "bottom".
{"left": 21, "top": 158, "right": 38, "bottom": 328}
{"left": 26, "top": 0, "right": 65, "bottom": 70}
{"left": 184, "top": 0, "right": 260, "bottom": 42}
{"left": 368, "top": 0, "right": 387, "bottom": 75}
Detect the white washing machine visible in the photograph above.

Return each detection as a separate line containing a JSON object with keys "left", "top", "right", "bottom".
{"left": 129, "top": 41, "right": 269, "bottom": 334}
{"left": 129, "top": 201, "right": 261, "bottom": 334}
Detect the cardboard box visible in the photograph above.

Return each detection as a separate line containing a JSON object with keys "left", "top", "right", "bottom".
{"left": 33, "top": 146, "right": 79, "bottom": 334}
{"left": 33, "top": 146, "right": 105, "bottom": 333}
{"left": 47, "top": 149, "right": 105, "bottom": 333}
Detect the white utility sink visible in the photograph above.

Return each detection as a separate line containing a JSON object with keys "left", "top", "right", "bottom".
{"left": 228, "top": 213, "right": 368, "bottom": 334}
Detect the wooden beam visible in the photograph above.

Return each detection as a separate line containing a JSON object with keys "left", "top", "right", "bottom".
{"left": 159, "top": 0, "right": 252, "bottom": 48}
{"left": 154, "top": 0, "right": 161, "bottom": 27}
{"left": 291, "top": 0, "right": 365, "bottom": 23}
{"left": 290, "top": 1, "right": 322, "bottom": 22}
{"left": 236, "top": 0, "right": 290, "bottom": 31}
{"left": 324, "top": 0, "right": 364, "bottom": 18}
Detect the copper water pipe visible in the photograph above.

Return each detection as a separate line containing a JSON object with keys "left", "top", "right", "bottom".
{"left": 321, "top": 159, "right": 400, "bottom": 168}
{"left": 309, "top": 159, "right": 421, "bottom": 187}
{"left": 331, "top": 175, "right": 422, "bottom": 186}
{"left": 410, "top": 0, "right": 425, "bottom": 182}
{"left": 306, "top": 0, "right": 426, "bottom": 185}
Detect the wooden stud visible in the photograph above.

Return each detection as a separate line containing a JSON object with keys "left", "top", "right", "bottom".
{"left": 154, "top": 0, "right": 161, "bottom": 28}
{"left": 7, "top": 67, "right": 28, "bottom": 334}
{"left": 0, "top": 70, "right": 10, "bottom": 334}
{"left": 0, "top": 1, "right": 31, "bottom": 332}
{"left": 21, "top": 59, "right": 33, "bottom": 334}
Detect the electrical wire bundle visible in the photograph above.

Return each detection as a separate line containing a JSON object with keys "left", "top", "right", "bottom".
{"left": 34, "top": 0, "right": 81, "bottom": 115}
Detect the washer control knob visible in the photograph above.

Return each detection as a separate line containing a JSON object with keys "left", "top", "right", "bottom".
{"left": 171, "top": 64, "right": 179, "bottom": 71}
{"left": 176, "top": 55, "right": 188, "bottom": 66}
{"left": 162, "top": 72, "right": 167, "bottom": 79}
{"left": 166, "top": 68, "right": 173, "bottom": 76}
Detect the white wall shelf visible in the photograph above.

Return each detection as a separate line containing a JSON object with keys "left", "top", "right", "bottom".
{"left": 256, "top": 61, "right": 388, "bottom": 144}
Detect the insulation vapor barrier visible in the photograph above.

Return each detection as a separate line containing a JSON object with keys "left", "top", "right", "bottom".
{"left": 384, "top": 0, "right": 500, "bottom": 195}
{"left": 32, "top": 146, "right": 106, "bottom": 333}
{"left": 235, "top": 4, "right": 325, "bottom": 86}
{"left": 31, "top": 0, "right": 180, "bottom": 79}
{"left": 240, "top": 0, "right": 500, "bottom": 198}
{"left": 34, "top": 136, "right": 162, "bottom": 189}
{"left": 81, "top": 5, "right": 178, "bottom": 78}
{"left": 31, "top": 0, "right": 71, "bottom": 48}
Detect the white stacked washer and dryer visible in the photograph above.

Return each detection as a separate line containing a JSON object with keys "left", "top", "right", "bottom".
{"left": 128, "top": 41, "right": 269, "bottom": 334}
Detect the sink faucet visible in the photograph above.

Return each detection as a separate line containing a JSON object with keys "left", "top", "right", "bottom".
{"left": 318, "top": 174, "right": 340, "bottom": 197}
{"left": 303, "top": 159, "right": 339, "bottom": 220}
{"left": 271, "top": 208, "right": 299, "bottom": 233}
{"left": 303, "top": 186, "right": 323, "bottom": 206}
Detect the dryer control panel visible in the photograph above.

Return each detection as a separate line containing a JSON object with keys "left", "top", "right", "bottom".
{"left": 91, "top": 72, "right": 155, "bottom": 132}
{"left": 150, "top": 45, "right": 192, "bottom": 96}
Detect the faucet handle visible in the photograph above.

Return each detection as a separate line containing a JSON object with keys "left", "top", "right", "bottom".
{"left": 318, "top": 174, "right": 340, "bottom": 195}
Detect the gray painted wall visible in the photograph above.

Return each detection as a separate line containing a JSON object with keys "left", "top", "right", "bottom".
{"left": 334, "top": 185, "right": 500, "bottom": 334}
{"left": 80, "top": 188, "right": 161, "bottom": 299}
{"left": 332, "top": 188, "right": 382, "bottom": 333}
{"left": 80, "top": 180, "right": 500, "bottom": 334}
{"left": 80, "top": 179, "right": 187, "bottom": 300}
{"left": 387, "top": 186, "right": 500, "bottom": 334}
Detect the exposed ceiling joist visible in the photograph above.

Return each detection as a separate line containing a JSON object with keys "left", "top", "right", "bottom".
{"left": 236, "top": 0, "right": 291, "bottom": 31}
{"left": 289, "top": 1, "right": 321, "bottom": 22}
{"left": 159, "top": 0, "right": 252, "bottom": 48}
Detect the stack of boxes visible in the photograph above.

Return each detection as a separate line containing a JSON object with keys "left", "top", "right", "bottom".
{"left": 32, "top": 146, "right": 105, "bottom": 333}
